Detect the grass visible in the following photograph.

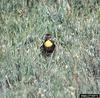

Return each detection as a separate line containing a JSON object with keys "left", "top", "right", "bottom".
{"left": 0, "top": 0, "right": 100, "bottom": 98}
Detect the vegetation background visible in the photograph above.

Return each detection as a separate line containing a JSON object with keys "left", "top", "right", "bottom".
{"left": 0, "top": 0, "right": 100, "bottom": 98}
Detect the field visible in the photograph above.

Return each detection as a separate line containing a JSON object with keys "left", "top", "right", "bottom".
{"left": 0, "top": 0, "right": 100, "bottom": 98}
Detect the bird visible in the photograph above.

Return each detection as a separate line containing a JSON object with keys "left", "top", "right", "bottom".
{"left": 40, "top": 34, "right": 56, "bottom": 57}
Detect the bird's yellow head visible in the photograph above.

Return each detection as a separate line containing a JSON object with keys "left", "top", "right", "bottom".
{"left": 44, "top": 40, "right": 53, "bottom": 48}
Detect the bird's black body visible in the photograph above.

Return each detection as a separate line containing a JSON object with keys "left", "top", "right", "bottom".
{"left": 40, "top": 34, "right": 55, "bottom": 57}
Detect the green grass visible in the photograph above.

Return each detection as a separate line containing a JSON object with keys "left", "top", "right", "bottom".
{"left": 0, "top": 0, "right": 100, "bottom": 98}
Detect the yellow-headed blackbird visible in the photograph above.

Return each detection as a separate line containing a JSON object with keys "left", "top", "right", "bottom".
{"left": 40, "top": 34, "right": 55, "bottom": 57}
